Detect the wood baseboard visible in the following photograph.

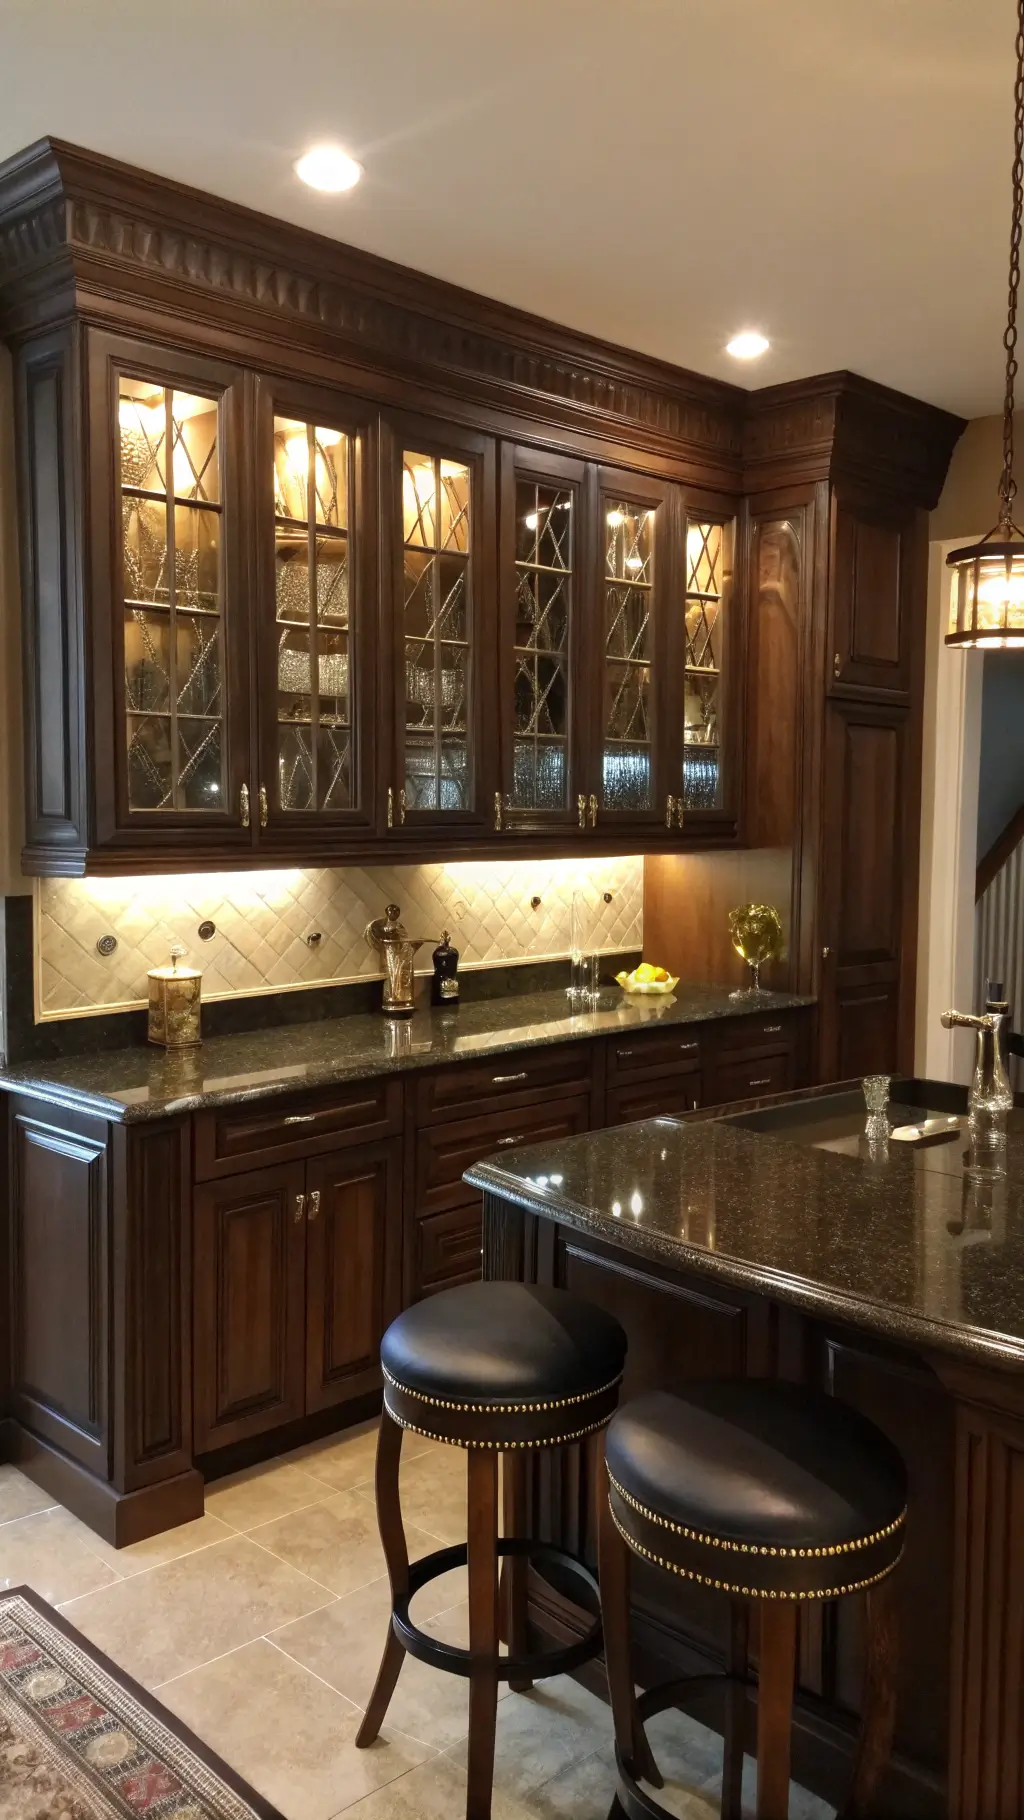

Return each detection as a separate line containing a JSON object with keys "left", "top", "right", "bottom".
{"left": 0, "top": 1420, "right": 205, "bottom": 1547}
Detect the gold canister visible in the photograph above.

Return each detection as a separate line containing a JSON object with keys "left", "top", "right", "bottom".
{"left": 147, "top": 944, "right": 202, "bottom": 1048}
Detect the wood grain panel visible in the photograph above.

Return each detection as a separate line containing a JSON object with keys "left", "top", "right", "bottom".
{"left": 643, "top": 848, "right": 797, "bottom": 996}
{"left": 415, "top": 1204, "right": 484, "bottom": 1297}
{"left": 193, "top": 1161, "right": 306, "bottom": 1452}
{"left": 413, "top": 1096, "right": 590, "bottom": 1219}
{"left": 305, "top": 1141, "right": 401, "bottom": 1413}
{"left": 10, "top": 1108, "right": 108, "bottom": 1472}
{"left": 117, "top": 1118, "right": 192, "bottom": 1488}
{"left": 830, "top": 498, "right": 912, "bottom": 695}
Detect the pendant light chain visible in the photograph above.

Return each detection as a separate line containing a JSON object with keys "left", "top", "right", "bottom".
{"left": 1000, "top": 0, "right": 1024, "bottom": 529}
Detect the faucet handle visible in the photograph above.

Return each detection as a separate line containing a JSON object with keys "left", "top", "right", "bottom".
{"left": 941, "top": 1008, "right": 985, "bottom": 1031}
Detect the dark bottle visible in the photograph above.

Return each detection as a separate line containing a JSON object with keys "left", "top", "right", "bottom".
{"left": 431, "top": 930, "right": 460, "bottom": 1007}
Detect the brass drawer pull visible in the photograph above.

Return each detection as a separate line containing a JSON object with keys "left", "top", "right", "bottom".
{"left": 283, "top": 1113, "right": 318, "bottom": 1126}
{"left": 307, "top": 1190, "right": 321, "bottom": 1221}
{"left": 679, "top": 1041, "right": 698, "bottom": 1051}
{"left": 240, "top": 783, "right": 250, "bottom": 828}
{"left": 492, "top": 1071, "right": 528, "bottom": 1084}
{"left": 294, "top": 1192, "right": 306, "bottom": 1223}
{"left": 616, "top": 1048, "right": 634, "bottom": 1059}
{"left": 762, "top": 1024, "right": 782, "bottom": 1033}
{"left": 497, "top": 1135, "right": 525, "bottom": 1147}
{"left": 749, "top": 1077, "right": 773, "bottom": 1088}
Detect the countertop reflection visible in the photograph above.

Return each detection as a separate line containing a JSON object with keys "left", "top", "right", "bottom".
{"left": 467, "top": 1110, "right": 1024, "bottom": 1368}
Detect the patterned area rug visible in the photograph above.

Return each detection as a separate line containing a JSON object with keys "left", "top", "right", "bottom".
{"left": 0, "top": 1586, "right": 283, "bottom": 1819}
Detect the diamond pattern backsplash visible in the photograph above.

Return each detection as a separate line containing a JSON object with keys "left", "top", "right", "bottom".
{"left": 35, "top": 858, "right": 643, "bottom": 1022}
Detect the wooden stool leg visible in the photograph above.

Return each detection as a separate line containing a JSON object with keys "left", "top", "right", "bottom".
{"left": 755, "top": 1601, "right": 799, "bottom": 1820}
{"left": 356, "top": 1410, "right": 408, "bottom": 1747}
{"left": 466, "top": 1449, "right": 501, "bottom": 1820}
{"left": 501, "top": 1450, "right": 533, "bottom": 1693}
{"left": 722, "top": 1598, "right": 750, "bottom": 1820}
{"left": 597, "top": 1476, "right": 663, "bottom": 1792}
{"left": 836, "top": 1574, "right": 900, "bottom": 1820}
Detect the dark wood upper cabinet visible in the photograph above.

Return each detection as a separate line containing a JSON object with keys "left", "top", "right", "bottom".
{"left": 0, "top": 144, "right": 964, "bottom": 874}
{"left": 87, "top": 331, "right": 253, "bottom": 860}
{"left": 828, "top": 492, "right": 919, "bottom": 698}
{"left": 380, "top": 414, "right": 497, "bottom": 835}
{"left": 498, "top": 444, "right": 590, "bottom": 834}
{"left": 254, "top": 378, "right": 378, "bottom": 840}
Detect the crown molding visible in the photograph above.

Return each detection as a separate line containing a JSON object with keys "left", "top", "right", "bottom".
{"left": 0, "top": 139, "right": 965, "bottom": 506}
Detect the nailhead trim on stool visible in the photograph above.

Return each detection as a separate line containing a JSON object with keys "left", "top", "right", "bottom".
{"left": 608, "top": 1470, "right": 907, "bottom": 1559}
{"left": 382, "top": 1363, "right": 622, "bottom": 1416}
{"left": 609, "top": 1504, "right": 905, "bottom": 1601}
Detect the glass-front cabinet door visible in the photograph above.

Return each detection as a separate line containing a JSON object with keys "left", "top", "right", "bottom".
{"left": 257, "top": 385, "right": 376, "bottom": 836}
{"left": 678, "top": 511, "right": 735, "bottom": 819}
{"left": 93, "top": 335, "right": 250, "bottom": 853}
{"left": 498, "top": 446, "right": 587, "bottom": 832}
{"left": 383, "top": 418, "right": 495, "bottom": 832}
{"left": 590, "top": 468, "right": 675, "bottom": 832}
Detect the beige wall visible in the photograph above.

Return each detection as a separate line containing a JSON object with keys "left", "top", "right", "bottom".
{"left": 0, "top": 344, "right": 24, "bottom": 896}
{"left": 930, "top": 410, "right": 1014, "bottom": 543}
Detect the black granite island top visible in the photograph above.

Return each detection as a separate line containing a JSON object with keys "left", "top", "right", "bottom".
{"left": 465, "top": 1109, "right": 1024, "bottom": 1369}
{"left": 0, "top": 983, "right": 812, "bottom": 1123}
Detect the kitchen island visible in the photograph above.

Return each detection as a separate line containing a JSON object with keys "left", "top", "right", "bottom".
{"left": 468, "top": 1092, "right": 1024, "bottom": 1820}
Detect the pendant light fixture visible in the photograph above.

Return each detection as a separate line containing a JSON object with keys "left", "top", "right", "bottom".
{"left": 947, "top": 0, "right": 1024, "bottom": 649}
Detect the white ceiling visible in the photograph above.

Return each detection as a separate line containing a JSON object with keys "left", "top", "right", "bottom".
{"left": 0, "top": 0, "right": 1016, "bottom": 418}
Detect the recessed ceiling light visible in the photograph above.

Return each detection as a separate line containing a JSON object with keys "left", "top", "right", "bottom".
{"left": 726, "top": 331, "right": 770, "bottom": 360}
{"left": 295, "top": 145, "right": 363, "bottom": 193}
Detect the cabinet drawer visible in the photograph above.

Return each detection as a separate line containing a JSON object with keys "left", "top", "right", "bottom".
{"left": 711, "top": 1053, "right": 791, "bottom": 1106}
{"left": 607, "top": 1029, "right": 702, "bottom": 1082}
{"left": 195, "top": 1077, "right": 403, "bottom": 1180}
{"left": 414, "top": 1043, "right": 592, "bottom": 1123}
{"left": 607, "top": 1073, "right": 703, "bottom": 1126}
{"left": 415, "top": 1205, "right": 484, "bottom": 1297}
{"left": 414, "top": 1095, "right": 591, "bottom": 1218}
{"left": 714, "top": 1013, "right": 797, "bottom": 1060}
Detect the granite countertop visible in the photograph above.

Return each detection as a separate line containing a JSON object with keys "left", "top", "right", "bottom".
{"left": 465, "top": 1110, "right": 1024, "bottom": 1369}
{"left": 0, "top": 983, "right": 813, "bottom": 1123}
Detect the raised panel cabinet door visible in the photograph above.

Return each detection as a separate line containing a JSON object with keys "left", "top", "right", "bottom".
{"left": 9, "top": 1104, "right": 109, "bottom": 1474}
{"left": 829, "top": 493, "right": 919, "bottom": 697}
{"left": 818, "top": 698, "right": 907, "bottom": 1080}
{"left": 193, "top": 1161, "right": 306, "bottom": 1453}
{"left": 304, "top": 1142, "right": 402, "bottom": 1414}
{"left": 497, "top": 443, "right": 590, "bottom": 833}
{"left": 380, "top": 414, "right": 497, "bottom": 834}
{"left": 588, "top": 467, "right": 678, "bottom": 834}
{"left": 86, "top": 330, "right": 253, "bottom": 858}
{"left": 254, "top": 380, "right": 378, "bottom": 841}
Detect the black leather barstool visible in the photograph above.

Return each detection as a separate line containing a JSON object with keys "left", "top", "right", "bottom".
{"left": 356, "top": 1280, "right": 627, "bottom": 1820}
{"left": 599, "top": 1384, "right": 907, "bottom": 1820}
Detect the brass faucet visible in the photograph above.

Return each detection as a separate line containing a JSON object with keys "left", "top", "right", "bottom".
{"left": 365, "top": 903, "right": 433, "bottom": 1018}
{"left": 940, "top": 1008, "right": 1014, "bottom": 1113}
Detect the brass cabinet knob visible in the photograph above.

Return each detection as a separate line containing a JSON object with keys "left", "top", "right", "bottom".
{"left": 293, "top": 1192, "right": 306, "bottom": 1224}
{"left": 833, "top": 653, "right": 842, "bottom": 680}
{"left": 577, "top": 793, "right": 587, "bottom": 829}
{"left": 494, "top": 792, "right": 504, "bottom": 832}
{"left": 588, "top": 793, "right": 599, "bottom": 828}
{"left": 307, "top": 1190, "right": 321, "bottom": 1222}
{"left": 387, "top": 787, "right": 407, "bottom": 828}
{"left": 821, "top": 945, "right": 832, "bottom": 959}
{"left": 665, "top": 794, "right": 675, "bottom": 829}
{"left": 259, "top": 784, "right": 269, "bottom": 828}
{"left": 240, "top": 783, "right": 250, "bottom": 828}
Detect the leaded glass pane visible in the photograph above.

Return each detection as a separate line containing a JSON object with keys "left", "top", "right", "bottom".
{"left": 680, "top": 517, "right": 733, "bottom": 812}
{"left": 272, "top": 417, "right": 354, "bottom": 811}
{"left": 119, "top": 375, "right": 226, "bottom": 812}
{"left": 511, "top": 480, "right": 573, "bottom": 811}
{"left": 401, "top": 447, "right": 472, "bottom": 814}
{"left": 170, "top": 394, "right": 219, "bottom": 503}
{"left": 606, "top": 503, "right": 653, "bottom": 583}
{"left": 602, "top": 497, "right": 655, "bottom": 812}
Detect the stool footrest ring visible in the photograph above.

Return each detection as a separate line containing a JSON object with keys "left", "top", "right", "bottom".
{"left": 394, "top": 1539, "right": 601, "bottom": 1683}
{"left": 614, "top": 1672, "right": 752, "bottom": 1820}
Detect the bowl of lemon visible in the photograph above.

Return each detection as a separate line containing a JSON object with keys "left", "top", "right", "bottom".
{"left": 615, "top": 962, "right": 679, "bottom": 996}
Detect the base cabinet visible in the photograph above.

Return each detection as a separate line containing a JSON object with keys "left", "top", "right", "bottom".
{"left": 193, "top": 1142, "right": 401, "bottom": 1453}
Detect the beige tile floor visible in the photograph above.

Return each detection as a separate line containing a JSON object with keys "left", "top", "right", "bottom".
{"left": 0, "top": 1432, "right": 833, "bottom": 1820}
